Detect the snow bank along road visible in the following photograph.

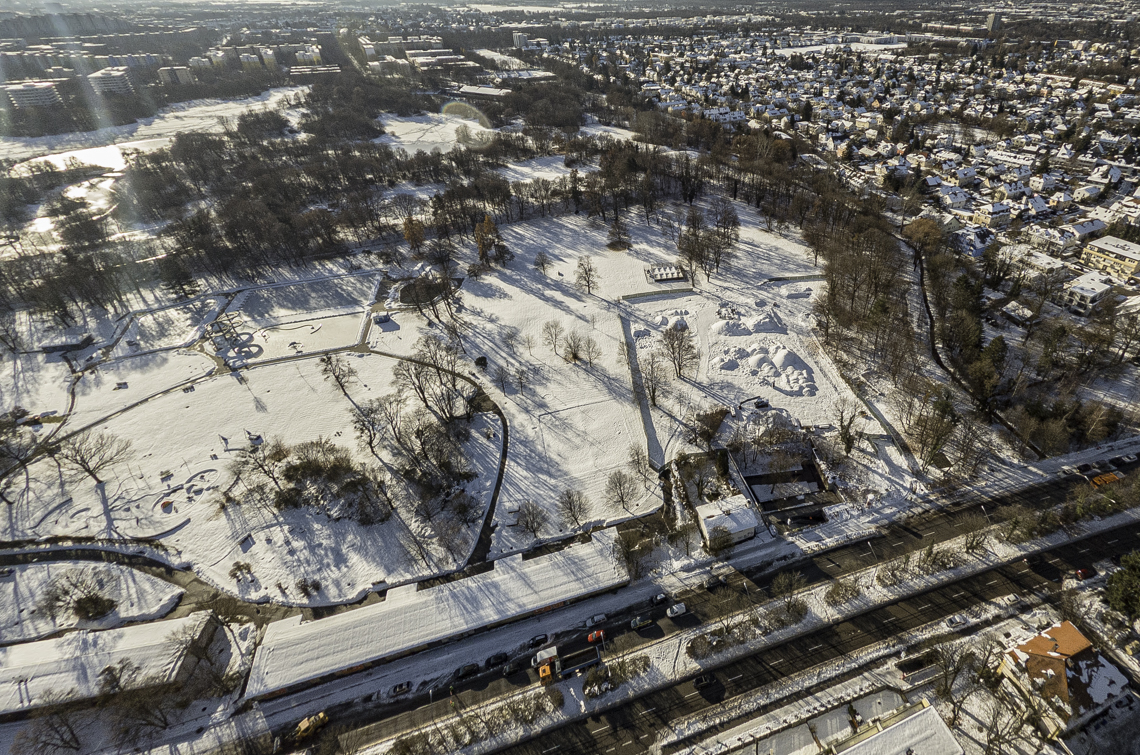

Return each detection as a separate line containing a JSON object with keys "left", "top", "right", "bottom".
{"left": 290, "top": 461, "right": 1133, "bottom": 750}
{"left": 474, "top": 521, "right": 1140, "bottom": 755}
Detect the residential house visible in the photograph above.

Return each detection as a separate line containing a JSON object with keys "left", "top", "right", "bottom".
{"left": 999, "top": 621, "right": 1129, "bottom": 730}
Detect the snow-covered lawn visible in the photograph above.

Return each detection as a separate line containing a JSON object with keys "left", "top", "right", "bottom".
{"left": 0, "top": 351, "right": 72, "bottom": 419}
{"left": 6, "top": 353, "right": 500, "bottom": 606}
{"left": 224, "top": 272, "right": 379, "bottom": 327}
{"left": 0, "top": 561, "right": 183, "bottom": 644}
{"left": 496, "top": 155, "right": 579, "bottom": 184}
{"left": 376, "top": 112, "right": 496, "bottom": 156}
{"left": 111, "top": 297, "right": 227, "bottom": 357}
{"left": 67, "top": 349, "right": 217, "bottom": 431}
{"left": 5, "top": 87, "right": 307, "bottom": 166}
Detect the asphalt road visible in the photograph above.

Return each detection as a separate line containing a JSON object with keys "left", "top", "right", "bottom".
{"left": 493, "top": 520, "right": 1140, "bottom": 755}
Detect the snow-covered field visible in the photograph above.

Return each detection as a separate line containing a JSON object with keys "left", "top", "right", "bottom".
{"left": 0, "top": 561, "right": 183, "bottom": 644}
{"left": 4, "top": 87, "right": 307, "bottom": 166}
{"left": 377, "top": 112, "right": 496, "bottom": 156}
{"left": 0, "top": 351, "right": 73, "bottom": 419}
{"left": 6, "top": 353, "right": 500, "bottom": 606}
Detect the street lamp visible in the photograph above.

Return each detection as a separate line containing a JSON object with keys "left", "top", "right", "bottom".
{"left": 981, "top": 505, "right": 991, "bottom": 525}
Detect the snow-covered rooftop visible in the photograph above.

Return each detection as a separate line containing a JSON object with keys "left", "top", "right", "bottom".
{"left": 244, "top": 529, "right": 628, "bottom": 699}
{"left": 0, "top": 611, "right": 214, "bottom": 717}
{"left": 838, "top": 704, "right": 962, "bottom": 755}
{"left": 695, "top": 495, "right": 759, "bottom": 540}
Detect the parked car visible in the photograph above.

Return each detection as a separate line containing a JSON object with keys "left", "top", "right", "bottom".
{"left": 1122, "top": 454, "right": 1138, "bottom": 464}
{"left": 587, "top": 630, "right": 606, "bottom": 644}
{"left": 754, "top": 398, "right": 770, "bottom": 409}
{"left": 694, "top": 674, "right": 715, "bottom": 690}
{"left": 1110, "top": 456, "right": 1125, "bottom": 467}
{"left": 946, "top": 615, "right": 967, "bottom": 628}
{"left": 1060, "top": 465, "right": 1078, "bottom": 476}
{"left": 1077, "top": 463, "right": 1095, "bottom": 474}
{"left": 502, "top": 660, "right": 524, "bottom": 677}
{"left": 631, "top": 615, "right": 653, "bottom": 630}
{"left": 705, "top": 575, "right": 727, "bottom": 590}
{"left": 485, "top": 653, "right": 509, "bottom": 670}
{"left": 585, "top": 613, "right": 607, "bottom": 628}
{"left": 666, "top": 602, "right": 688, "bottom": 618}
{"left": 650, "top": 593, "right": 668, "bottom": 606}
{"left": 457, "top": 663, "right": 480, "bottom": 678}
{"left": 527, "top": 634, "right": 548, "bottom": 649}
{"left": 1074, "top": 567, "right": 1097, "bottom": 581}
{"left": 390, "top": 681, "right": 413, "bottom": 697}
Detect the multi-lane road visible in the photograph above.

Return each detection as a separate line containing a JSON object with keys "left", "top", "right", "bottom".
{"left": 323, "top": 462, "right": 1139, "bottom": 753}
{"left": 496, "top": 521, "right": 1140, "bottom": 755}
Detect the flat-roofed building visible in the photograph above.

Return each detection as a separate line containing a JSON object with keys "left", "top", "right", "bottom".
{"left": 4, "top": 80, "right": 61, "bottom": 108}
{"left": 1058, "top": 271, "right": 1113, "bottom": 316}
{"left": 1081, "top": 235, "right": 1140, "bottom": 279}
{"left": 87, "top": 65, "right": 133, "bottom": 95}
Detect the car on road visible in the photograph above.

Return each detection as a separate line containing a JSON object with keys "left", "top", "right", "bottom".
{"left": 650, "top": 593, "right": 668, "bottom": 606}
{"left": 294, "top": 712, "right": 329, "bottom": 741}
{"left": 587, "top": 630, "right": 606, "bottom": 644}
{"left": 946, "top": 615, "right": 967, "bottom": 628}
{"left": 1074, "top": 567, "right": 1097, "bottom": 581}
{"left": 457, "top": 663, "right": 480, "bottom": 678}
{"left": 389, "top": 681, "right": 413, "bottom": 697}
{"left": 631, "top": 616, "right": 653, "bottom": 630}
{"left": 1060, "top": 465, "right": 1078, "bottom": 476}
{"left": 585, "top": 614, "right": 607, "bottom": 628}
{"left": 527, "top": 634, "right": 548, "bottom": 649}
{"left": 705, "top": 575, "right": 727, "bottom": 590}
{"left": 502, "top": 660, "right": 524, "bottom": 677}
{"left": 694, "top": 674, "right": 715, "bottom": 690}
{"left": 485, "top": 653, "right": 509, "bottom": 670}
{"left": 666, "top": 602, "right": 688, "bottom": 618}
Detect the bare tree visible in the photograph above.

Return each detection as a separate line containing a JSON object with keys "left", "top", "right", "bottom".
{"left": 11, "top": 691, "right": 84, "bottom": 754}
{"left": 39, "top": 568, "right": 118, "bottom": 622}
{"left": 110, "top": 685, "right": 179, "bottom": 746}
{"left": 542, "top": 320, "right": 564, "bottom": 355}
{"left": 770, "top": 571, "right": 807, "bottom": 612}
{"left": 627, "top": 444, "right": 651, "bottom": 482}
{"left": 582, "top": 336, "right": 601, "bottom": 367}
{"left": 533, "top": 250, "right": 552, "bottom": 275}
{"left": 57, "top": 431, "right": 132, "bottom": 484}
{"left": 563, "top": 331, "right": 585, "bottom": 362}
{"left": 640, "top": 351, "right": 670, "bottom": 406}
{"left": 319, "top": 353, "right": 358, "bottom": 397}
{"left": 493, "top": 365, "right": 511, "bottom": 393}
{"left": 517, "top": 500, "right": 548, "bottom": 539}
{"left": 350, "top": 399, "right": 385, "bottom": 461}
{"left": 557, "top": 489, "right": 591, "bottom": 529}
{"left": 574, "top": 256, "right": 600, "bottom": 295}
{"left": 605, "top": 470, "right": 639, "bottom": 512}
{"left": 983, "top": 693, "right": 1030, "bottom": 755}
{"left": 660, "top": 325, "right": 699, "bottom": 378}
{"left": 960, "top": 512, "right": 990, "bottom": 554}
{"left": 834, "top": 397, "right": 861, "bottom": 455}
{"left": 514, "top": 366, "right": 529, "bottom": 393}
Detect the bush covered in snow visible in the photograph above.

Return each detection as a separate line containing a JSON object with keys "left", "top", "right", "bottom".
{"left": 583, "top": 655, "right": 650, "bottom": 699}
